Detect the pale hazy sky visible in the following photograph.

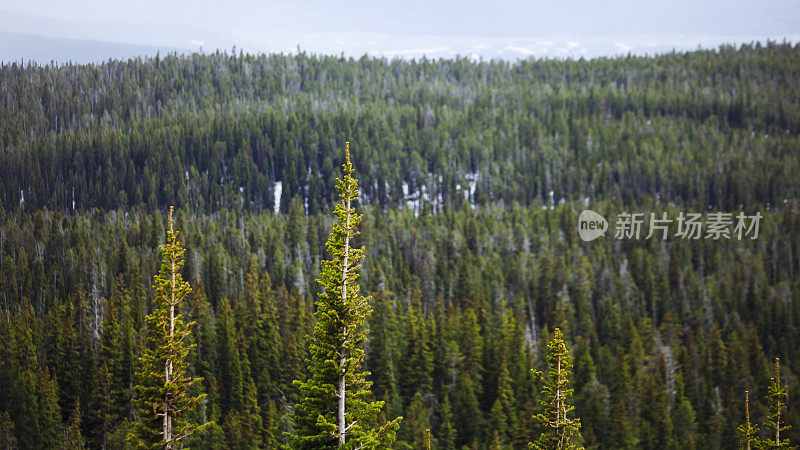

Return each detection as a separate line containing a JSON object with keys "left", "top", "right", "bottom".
{"left": 1, "top": 0, "right": 799, "bottom": 62}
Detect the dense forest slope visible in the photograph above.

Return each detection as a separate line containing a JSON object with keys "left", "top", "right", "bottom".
{"left": 0, "top": 43, "right": 798, "bottom": 448}
{"left": 2, "top": 43, "right": 799, "bottom": 213}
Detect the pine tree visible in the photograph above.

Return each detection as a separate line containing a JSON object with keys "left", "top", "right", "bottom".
{"left": 737, "top": 390, "right": 759, "bottom": 450}
{"left": 239, "top": 264, "right": 281, "bottom": 434}
{"left": 512, "top": 400, "right": 537, "bottom": 448}
{"left": 216, "top": 297, "right": 244, "bottom": 416}
{"left": 0, "top": 411, "right": 17, "bottom": 450}
{"left": 10, "top": 369, "right": 41, "bottom": 449}
{"left": 530, "top": 328, "right": 583, "bottom": 450}
{"left": 489, "top": 352, "right": 514, "bottom": 445}
{"left": 489, "top": 430, "right": 502, "bottom": 450}
{"left": 90, "top": 361, "right": 113, "bottom": 449}
{"left": 64, "top": 400, "right": 86, "bottom": 449}
{"left": 399, "top": 293, "right": 433, "bottom": 401}
{"left": 397, "top": 393, "right": 431, "bottom": 448}
{"left": 366, "top": 290, "right": 396, "bottom": 404}
{"left": 437, "top": 394, "right": 457, "bottom": 450}
{"left": 672, "top": 396, "right": 697, "bottom": 449}
{"left": 129, "top": 207, "right": 212, "bottom": 449}
{"left": 607, "top": 352, "right": 635, "bottom": 449}
{"left": 35, "top": 367, "right": 62, "bottom": 450}
{"left": 105, "top": 276, "right": 136, "bottom": 422}
{"left": 452, "top": 372, "right": 481, "bottom": 447}
{"left": 459, "top": 309, "right": 483, "bottom": 392}
{"left": 91, "top": 279, "right": 134, "bottom": 448}
{"left": 279, "top": 287, "right": 310, "bottom": 394}
{"left": 764, "top": 358, "right": 792, "bottom": 448}
{"left": 290, "top": 142, "right": 400, "bottom": 449}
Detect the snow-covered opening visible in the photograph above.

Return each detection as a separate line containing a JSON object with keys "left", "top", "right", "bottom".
{"left": 273, "top": 181, "right": 283, "bottom": 214}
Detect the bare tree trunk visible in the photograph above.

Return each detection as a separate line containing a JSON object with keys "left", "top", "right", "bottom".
{"left": 776, "top": 359, "right": 781, "bottom": 445}
{"left": 338, "top": 145, "right": 352, "bottom": 447}
{"left": 556, "top": 355, "right": 563, "bottom": 449}
{"left": 745, "top": 390, "right": 751, "bottom": 450}
{"left": 164, "top": 209, "right": 175, "bottom": 449}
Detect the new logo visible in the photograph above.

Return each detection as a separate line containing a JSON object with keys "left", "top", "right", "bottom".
{"left": 578, "top": 210, "right": 608, "bottom": 241}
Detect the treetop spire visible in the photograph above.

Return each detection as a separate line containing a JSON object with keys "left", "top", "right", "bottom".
{"left": 290, "top": 142, "right": 400, "bottom": 449}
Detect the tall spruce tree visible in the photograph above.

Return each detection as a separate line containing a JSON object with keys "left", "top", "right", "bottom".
{"left": 366, "top": 289, "right": 395, "bottom": 404}
{"left": 0, "top": 411, "right": 17, "bottom": 449}
{"left": 290, "top": 142, "right": 400, "bottom": 449}
{"left": 35, "top": 367, "right": 62, "bottom": 450}
{"left": 64, "top": 400, "right": 86, "bottom": 449}
{"left": 737, "top": 390, "right": 759, "bottom": 450}
{"left": 530, "top": 328, "right": 583, "bottom": 450}
{"left": 764, "top": 358, "right": 792, "bottom": 448}
{"left": 437, "top": 394, "right": 457, "bottom": 450}
{"left": 129, "top": 207, "right": 212, "bottom": 449}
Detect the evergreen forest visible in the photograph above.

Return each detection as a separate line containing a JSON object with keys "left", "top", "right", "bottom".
{"left": 0, "top": 42, "right": 799, "bottom": 448}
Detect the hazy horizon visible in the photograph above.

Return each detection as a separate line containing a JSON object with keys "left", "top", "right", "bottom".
{"left": 1, "top": 0, "right": 799, "bottom": 64}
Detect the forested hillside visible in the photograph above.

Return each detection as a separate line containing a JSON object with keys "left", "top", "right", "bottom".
{"left": 0, "top": 43, "right": 798, "bottom": 449}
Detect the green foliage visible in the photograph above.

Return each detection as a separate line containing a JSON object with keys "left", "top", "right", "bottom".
{"left": 3, "top": 45, "right": 800, "bottom": 215}
{"left": 437, "top": 395, "right": 457, "bottom": 450}
{"left": 453, "top": 372, "right": 482, "bottom": 447}
{"left": 0, "top": 411, "right": 17, "bottom": 449}
{"left": 763, "top": 359, "right": 794, "bottom": 448}
{"left": 531, "top": 328, "right": 583, "bottom": 450}
{"left": 0, "top": 200, "right": 798, "bottom": 448}
{"left": 738, "top": 390, "right": 760, "bottom": 450}
{"left": 64, "top": 400, "right": 86, "bottom": 449}
{"left": 36, "top": 367, "right": 63, "bottom": 449}
{"left": 397, "top": 393, "right": 432, "bottom": 448}
{"left": 129, "top": 208, "right": 212, "bottom": 449}
{"left": 366, "top": 290, "right": 396, "bottom": 403}
{"left": 0, "top": 45, "right": 799, "bottom": 449}
{"left": 290, "top": 144, "right": 401, "bottom": 448}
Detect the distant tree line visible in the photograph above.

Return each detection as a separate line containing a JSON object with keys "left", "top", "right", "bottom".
{"left": 1, "top": 43, "right": 799, "bottom": 214}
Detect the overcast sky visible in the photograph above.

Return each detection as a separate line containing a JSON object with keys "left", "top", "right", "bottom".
{"left": 1, "top": 0, "right": 799, "bottom": 63}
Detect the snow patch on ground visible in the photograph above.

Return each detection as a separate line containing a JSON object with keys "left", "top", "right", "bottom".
{"left": 273, "top": 181, "right": 282, "bottom": 214}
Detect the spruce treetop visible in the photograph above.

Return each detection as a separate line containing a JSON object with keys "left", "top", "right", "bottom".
{"left": 129, "top": 206, "right": 212, "bottom": 449}
{"left": 291, "top": 142, "right": 400, "bottom": 449}
{"left": 530, "top": 328, "right": 583, "bottom": 450}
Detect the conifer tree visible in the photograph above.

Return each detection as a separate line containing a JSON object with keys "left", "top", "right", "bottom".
{"left": 216, "top": 297, "right": 244, "bottom": 417}
{"left": 239, "top": 264, "right": 281, "bottom": 430}
{"left": 290, "top": 142, "right": 400, "bottom": 449}
{"left": 737, "top": 390, "right": 759, "bottom": 450}
{"left": 105, "top": 277, "right": 136, "bottom": 422}
{"left": 129, "top": 207, "right": 212, "bottom": 449}
{"left": 0, "top": 411, "right": 17, "bottom": 450}
{"left": 399, "top": 293, "right": 433, "bottom": 401}
{"left": 398, "top": 393, "right": 431, "bottom": 448}
{"left": 460, "top": 309, "right": 484, "bottom": 392}
{"left": 36, "top": 367, "right": 62, "bottom": 450}
{"left": 437, "top": 394, "right": 457, "bottom": 450}
{"left": 491, "top": 310, "right": 518, "bottom": 445}
{"left": 366, "top": 290, "right": 395, "bottom": 404}
{"left": 490, "top": 354, "right": 514, "bottom": 444}
{"left": 64, "top": 400, "right": 86, "bottom": 449}
{"left": 453, "top": 372, "right": 482, "bottom": 447}
{"left": 90, "top": 361, "right": 113, "bottom": 449}
{"left": 764, "top": 358, "right": 792, "bottom": 448}
{"left": 530, "top": 328, "right": 583, "bottom": 450}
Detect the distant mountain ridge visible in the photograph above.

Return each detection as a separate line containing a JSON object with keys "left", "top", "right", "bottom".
{"left": 0, "top": 31, "right": 185, "bottom": 65}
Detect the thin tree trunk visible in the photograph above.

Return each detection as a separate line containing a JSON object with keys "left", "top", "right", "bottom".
{"left": 556, "top": 355, "right": 563, "bottom": 449}
{"left": 338, "top": 146, "right": 352, "bottom": 447}
{"left": 164, "top": 209, "right": 175, "bottom": 449}
{"left": 776, "top": 359, "right": 781, "bottom": 445}
{"left": 745, "top": 390, "right": 751, "bottom": 450}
